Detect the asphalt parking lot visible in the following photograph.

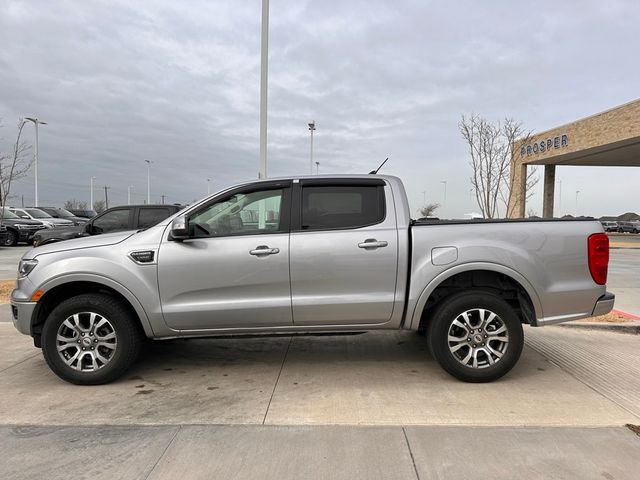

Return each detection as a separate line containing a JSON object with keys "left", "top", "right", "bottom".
{"left": 0, "top": 245, "right": 639, "bottom": 478}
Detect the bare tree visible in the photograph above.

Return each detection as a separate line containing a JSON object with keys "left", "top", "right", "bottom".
{"left": 418, "top": 202, "right": 440, "bottom": 218}
{"left": 64, "top": 199, "right": 89, "bottom": 210}
{"left": 459, "top": 114, "right": 538, "bottom": 218}
{"left": 93, "top": 200, "right": 106, "bottom": 213}
{"left": 0, "top": 120, "right": 32, "bottom": 222}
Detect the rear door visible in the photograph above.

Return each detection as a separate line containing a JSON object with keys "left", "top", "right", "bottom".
{"left": 289, "top": 179, "right": 399, "bottom": 326}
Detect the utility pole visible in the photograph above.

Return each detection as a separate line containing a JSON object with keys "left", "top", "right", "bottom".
{"left": 103, "top": 186, "right": 110, "bottom": 209}
{"left": 161, "top": 194, "right": 166, "bottom": 205}
{"left": 308, "top": 120, "right": 316, "bottom": 174}
{"left": 258, "top": 0, "right": 269, "bottom": 179}
{"left": 315, "top": 161, "right": 320, "bottom": 175}
{"left": 422, "top": 191, "right": 426, "bottom": 206}
{"left": 127, "top": 186, "right": 133, "bottom": 205}
{"left": 441, "top": 181, "right": 447, "bottom": 206}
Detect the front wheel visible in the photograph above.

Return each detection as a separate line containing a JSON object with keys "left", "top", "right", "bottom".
{"left": 42, "top": 293, "right": 143, "bottom": 385}
{"left": 427, "top": 291, "right": 524, "bottom": 382}
{"left": 4, "top": 229, "right": 18, "bottom": 246}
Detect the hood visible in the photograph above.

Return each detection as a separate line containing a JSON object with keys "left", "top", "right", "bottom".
{"left": 30, "top": 230, "right": 136, "bottom": 257}
{"left": 2, "top": 218, "right": 44, "bottom": 226}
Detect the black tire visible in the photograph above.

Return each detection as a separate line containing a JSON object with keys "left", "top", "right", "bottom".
{"left": 42, "top": 293, "right": 143, "bottom": 385}
{"left": 427, "top": 291, "right": 524, "bottom": 383}
{"left": 4, "top": 229, "right": 18, "bottom": 246}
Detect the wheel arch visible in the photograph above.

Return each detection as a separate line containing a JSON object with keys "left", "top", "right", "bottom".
{"left": 31, "top": 274, "right": 155, "bottom": 343}
{"left": 409, "top": 262, "right": 543, "bottom": 331}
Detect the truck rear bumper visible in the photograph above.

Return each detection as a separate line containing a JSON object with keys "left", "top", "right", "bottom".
{"left": 591, "top": 292, "right": 615, "bottom": 317}
{"left": 535, "top": 292, "right": 615, "bottom": 326}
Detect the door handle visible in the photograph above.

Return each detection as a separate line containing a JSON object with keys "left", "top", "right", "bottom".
{"left": 358, "top": 239, "right": 388, "bottom": 249}
{"left": 250, "top": 245, "right": 280, "bottom": 256}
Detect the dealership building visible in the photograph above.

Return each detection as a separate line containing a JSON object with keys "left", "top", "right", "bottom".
{"left": 507, "top": 98, "right": 640, "bottom": 218}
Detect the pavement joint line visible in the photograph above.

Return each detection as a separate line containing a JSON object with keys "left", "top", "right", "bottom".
{"left": 402, "top": 426, "right": 421, "bottom": 480}
{"left": 526, "top": 341, "right": 640, "bottom": 422}
{"left": 142, "top": 424, "right": 182, "bottom": 480}
{"left": 262, "top": 335, "right": 293, "bottom": 425}
{"left": 0, "top": 352, "right": 40, "bottom": 374}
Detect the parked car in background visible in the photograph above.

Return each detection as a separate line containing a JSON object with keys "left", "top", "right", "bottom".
{"left": 67, "top": 209, "right": 97, "bottom": 219}
{"left": 617, "top": 221, "right": 640, "bottom": 233}
{"left": 37, "top": 207, "right": 89, "bottom": 226}
{"left": 9, "top": 208, "right": 74, "bottom": 229}
{"left": 600, "top": 221, "right": 619, "bottom": 232}
{"left": 1, "top": 208, "right": 49, "bottom": 246}
{"left": 0, "top": 225, "right": 7, "bottom": 246}
{"left": 32, "top": 204, "right": 182, "bottom": 247}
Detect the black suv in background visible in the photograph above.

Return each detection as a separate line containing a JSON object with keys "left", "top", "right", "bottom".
{"left": 67, "top": 208, "right": 97, "bottom": 218}
{"left": 32, "top": 204, "right": 182, "bottom": 247}
{"left": 37, "top": 207, "right": 89, "bottom": 226}
{"left": 1, "top": 208, "right": 48, "bottom": 246}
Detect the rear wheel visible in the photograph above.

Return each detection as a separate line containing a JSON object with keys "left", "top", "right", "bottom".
{"left": 427, "top": 291, "right": 524, "bottom": 382}
{"left": 42, "top": 293, "right": 143, "bottom": 385}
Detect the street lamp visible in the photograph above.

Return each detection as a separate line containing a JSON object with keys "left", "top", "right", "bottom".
{"left": 575, "top": 190, "right": 580, "bottom": 214}
{"left": 127, "top": 185, "right": 133, "bottom": 205}
{"left": 308, "top": 120, "right": 316, "bottom": 174}
{"left": 258, "top": 0, "right": 269, "bottom": 179}
{"left": 90, "top": 176, "right": 96, "bottom": 208}
{"left": 145, "top": 160, "right": 152, "bottom": 204}
{"left": 315, "top": 162, "right": 320, "bottom": 175}
{"left": 440, "top": 181, "right": 447, "bottom": 206}
{"left": 421, "top": 191, "right": 426, "bottom": 206}
{"left": 23, "top": 117, "right": 47, "bottom": 207}
{"left": 207, "top": 178, "right": 211, "bottom": 195}
{"left": 557, "top": 180, "right": 562, "bottom": 216}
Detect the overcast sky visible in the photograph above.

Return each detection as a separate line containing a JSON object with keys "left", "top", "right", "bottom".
{"left": 1, "top": 0, "right": 639, "bottom": 217}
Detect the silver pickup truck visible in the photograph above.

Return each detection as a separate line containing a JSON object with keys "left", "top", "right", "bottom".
{"left": 11, "top": 175, "right": 614, "bottom": 385}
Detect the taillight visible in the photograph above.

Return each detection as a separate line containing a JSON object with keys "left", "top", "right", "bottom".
{"left": 588, "top": 233, "right": 609, "bottom": 285}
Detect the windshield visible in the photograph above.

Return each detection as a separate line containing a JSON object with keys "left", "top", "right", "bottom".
{"left": 24, "top": 208, "right": 53, "bottom": 218}
{"left": 1, "top": 208, "right": 19, "bottom": 219}
{"left": 56, "top": 208, "right": 75, "bottom": 217}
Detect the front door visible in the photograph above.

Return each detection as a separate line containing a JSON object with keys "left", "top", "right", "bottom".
{"left": 289, "top": 179, "right": 399, "bottom": 326}
{"left": 158, "top": 182, "right": 293, "bottom": 331}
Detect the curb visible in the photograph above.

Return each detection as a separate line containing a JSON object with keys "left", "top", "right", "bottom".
{"left": 612, "top": 309, "right": 640, "bottom": 320}
{"left": 559, "top": 322, "right": 640, "bottom": 334}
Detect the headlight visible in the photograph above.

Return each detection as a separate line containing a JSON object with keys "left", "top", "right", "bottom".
{"left": 18, "top": 259, "right": 38, "bottom": 277}
{"left": 16, "top": 224, "right": 27, "bottom": 229}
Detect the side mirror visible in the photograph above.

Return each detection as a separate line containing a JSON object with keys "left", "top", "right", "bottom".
{"left": 83, "top": 223, "right": 93, "bottom": 235}
{"left": 170, "top": 216, "right": 189, "bottom": 241}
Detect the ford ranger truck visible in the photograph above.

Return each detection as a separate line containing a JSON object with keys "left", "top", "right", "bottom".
{"left": 11, "top": 175, "right": 614, "bottom": 384}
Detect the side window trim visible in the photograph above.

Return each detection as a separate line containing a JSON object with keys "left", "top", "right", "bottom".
{"left": 185, "top": 181, "right": 292, "bottom": 239}
{"left": 291, "top": 180, "right": 387, "bottom": 232}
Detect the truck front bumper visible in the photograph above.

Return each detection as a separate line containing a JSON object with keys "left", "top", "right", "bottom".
{"left": 10, "top": 301, "right": 37, "bottom": 335}
{"left": 591, "top": 292, "right": 615, "bottom": 317}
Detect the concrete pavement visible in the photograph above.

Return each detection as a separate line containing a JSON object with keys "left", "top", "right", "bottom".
{"left": 0, "top": 245, "right": 29, "bottom": 280}
{"left": 608, "top": 249, "right": 640, "bottom": 316}
{"left": 1, "top": 319, "right": 640, "bottom": 478}
{"left": 2, "top": 425, "right": 639, "bottom": 480}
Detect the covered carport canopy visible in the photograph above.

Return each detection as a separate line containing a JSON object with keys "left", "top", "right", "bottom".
{"left": 508, "top": 98, "right": 640, "bottom": 218}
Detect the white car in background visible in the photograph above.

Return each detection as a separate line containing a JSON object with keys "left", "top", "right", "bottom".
{"left": 9, "top": 207, "right": 74, "bottom": 229}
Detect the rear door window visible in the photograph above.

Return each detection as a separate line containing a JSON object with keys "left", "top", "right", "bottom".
{"left": 301, "top": 185, "right": 385, "bottom": 230}
{"left": 137, "top": 208, "right": 172, "bottom": 229}
{"left": 92, "top": 209, "right": 131, "bottom": 234}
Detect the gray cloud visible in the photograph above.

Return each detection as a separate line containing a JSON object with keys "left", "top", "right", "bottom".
{"left": 0, "top": 0, "right": 638, "bottom": 216}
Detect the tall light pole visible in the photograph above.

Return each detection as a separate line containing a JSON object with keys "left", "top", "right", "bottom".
{"left": 315, "top": 162, "right": 320, "bottom": 175}
{"left": 207, "top": 178, "right": 211, "bottom": 195}
{"left": 24, "top": 117, "right": 47, "bottom": 207}
{"left": 90, "top": 176, "right": 96, "bottom": 208}
{"left": 440, "top": 181, "right": 447, "bottom": 206}
{"left": 145, "top": 160, "right": 152, "bottom": 204}
{"left": 422, "top": 191, "right": 426, "bottom": 206}
{"left": 127, "top": 185, "right": 133, "bottom": 205}
{"left": 308, "top": 120, "right": 316, "bottom": 174}
{"left": 575, "top": 190, "right": 580, "bottom": 214}
{"left": 258, "top": 0, "right": 269, "bottom": 179}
